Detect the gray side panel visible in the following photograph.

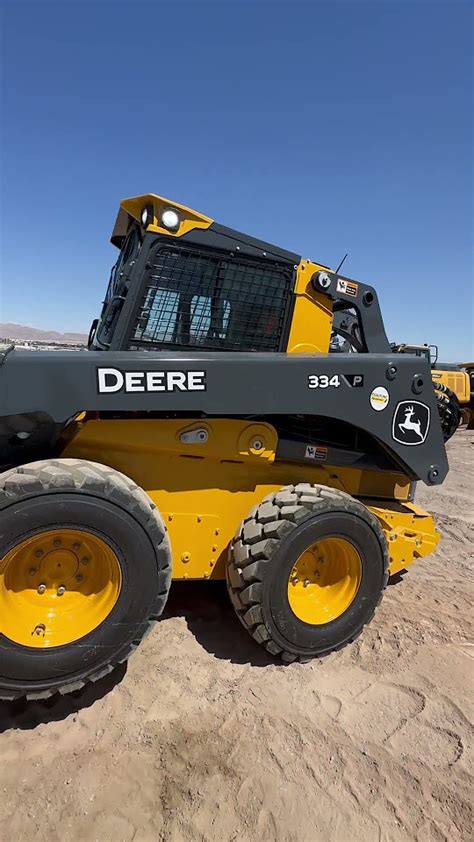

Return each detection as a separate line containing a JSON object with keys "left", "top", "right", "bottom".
{"left": 0, "top": 350, "right": 448, "bottom": 485}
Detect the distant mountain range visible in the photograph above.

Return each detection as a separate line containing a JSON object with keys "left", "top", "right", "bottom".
{"left": 0, "top": 323, "right": 88, "bottom": 344}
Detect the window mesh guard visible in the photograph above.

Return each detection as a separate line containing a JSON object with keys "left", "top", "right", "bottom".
{"left": 131, "top": 246, "right": 293, "bottom": 352}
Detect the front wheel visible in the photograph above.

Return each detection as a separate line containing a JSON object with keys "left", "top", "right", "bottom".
{"left": 226, "top": 484, "right": 389, "bottom": 662}
{"left": 0, "top": 459, "right": 171, "bottom": 700}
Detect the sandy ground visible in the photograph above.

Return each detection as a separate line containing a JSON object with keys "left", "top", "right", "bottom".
{"left": 0, "top": 431, "right": 472, "bottom": 842}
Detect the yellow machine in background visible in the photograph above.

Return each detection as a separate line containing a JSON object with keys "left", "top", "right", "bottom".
{"left": 459, "top": 362, "right": 474, "bottom": 427}
{"left": 392, "top": 343, "right": 471, "bottom": 439}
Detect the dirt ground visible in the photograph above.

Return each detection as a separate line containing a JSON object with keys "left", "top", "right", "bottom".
{"left": 0, "top": 431, "right": 472, "bottom": 842}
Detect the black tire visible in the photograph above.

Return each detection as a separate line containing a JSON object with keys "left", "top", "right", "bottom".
{"left": 0, "top": 459, "right": 171, "bottom": 700}
{"left": 434, "top": 383, "right": 461, "bottom": 442}
{"left": 226, "top": 484, "right": 389, "bottom": 662}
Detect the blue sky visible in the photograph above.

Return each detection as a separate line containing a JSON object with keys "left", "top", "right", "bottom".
{"left": 1, "top": 0, "right": 472, "bottom": 360}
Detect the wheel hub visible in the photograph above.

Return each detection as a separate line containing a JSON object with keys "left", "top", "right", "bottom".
{"left": 0, "top": 528, "right": 122, "bottom": 648}
{"left": 38, "top": 548, "right": 79, "bottom": 583}
{"left": 287, "top": 536, "right": 362, "bottom": 625}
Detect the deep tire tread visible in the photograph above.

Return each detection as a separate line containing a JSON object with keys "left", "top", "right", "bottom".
{"left": 0, "top": 458, "right": 171, "bottom": 701}
{"left": 226, "top": 483, "right": 389, "bottom": 663}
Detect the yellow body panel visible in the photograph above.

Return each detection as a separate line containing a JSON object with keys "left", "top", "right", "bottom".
{"left": 61, "top": 418, "right": 437, "bottom": 580}
{"left": 460, "top": 363, "right": 474, "bottom": 427}
{"left": 431, "top": 369, "right": 470, "bottom": 404}
{"left": 287, "top": 261, "right": 334, "bottom": 353}
{"left": 370, "top": 501, "right": 440, "bottom": 575}
{"left": 120, "top": 192, "right": 213, "bottom": 239}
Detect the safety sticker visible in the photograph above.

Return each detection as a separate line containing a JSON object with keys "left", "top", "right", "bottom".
{"left": 305, "top": 445, "right": 328, "bottom": 461}
{"left": 336, "top": 278, "right": 358, "bottom": 297}
{"left": 392, "top": 401, "right": 430, "bottom": 446}
{"left": 370, "top": 386, "right": 390, "bottom": 411}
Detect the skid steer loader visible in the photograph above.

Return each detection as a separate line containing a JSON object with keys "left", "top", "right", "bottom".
{"left": 0, "top": 194, "right": 449, "bottom": 700}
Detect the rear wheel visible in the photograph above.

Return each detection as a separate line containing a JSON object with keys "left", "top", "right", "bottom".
{"left": 227, "top": 484, "right": 389, "bottom": 662}
{"left": 0, "top": 459, "right": 171, "bottom": 700}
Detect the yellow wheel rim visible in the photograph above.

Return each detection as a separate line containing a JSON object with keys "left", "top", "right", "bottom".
{"left": 0, "top": 528, "right": 122, "bottom": 648}
{"left": 287, "top": 537, "right": 362, "bottom": 625}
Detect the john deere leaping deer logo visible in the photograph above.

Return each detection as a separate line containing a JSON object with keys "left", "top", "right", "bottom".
{"left": 392, "top": 401, "right": 430, "bottom": 446}
{"left": 398, "top": 405, "right": 423, "bottom": 439}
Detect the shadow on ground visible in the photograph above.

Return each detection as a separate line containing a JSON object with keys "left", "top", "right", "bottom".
{"left": 0, "top": 581, "right": 273, "bottom": 731}
{"left": 162, "top": 580, "right": 275, "bottom": 667}
{"left": 0, "top": 573, "right": 406, "bottom": 731}
{"left": 387, "top": 569, "right": 408, "bottom": 587}
{"left": 0, "top": 663, "right": 127, "bottom": 734}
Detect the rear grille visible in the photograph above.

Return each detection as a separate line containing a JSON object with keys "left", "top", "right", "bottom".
{"left": 446, "top": 372, "right": 467, "bottom": 400}
{"left": 130, "top": 245, "right": 293, "bottom": 352}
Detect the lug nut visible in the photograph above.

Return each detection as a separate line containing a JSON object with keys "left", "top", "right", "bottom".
{"left": 75, "top": 574, "right": 83, "bottom": 583}
{"left": 303, "top": 579, "right": 310, "bottom": 588}
{"left": 32, "top": 623, "right": 46, "bottom": 636}
{"left": 57, "top": 585, "right": 66, "bottom": 596}
{"left": 291, "top": 577, "right": 299, "bottom": 585}
{"left": 72, "top": 543, "right": 81, "bottom": 551}
{"left": 53, "top": 539, "right": 61, "bottom": 548}
{"left": 81, "top": 557, "right": 90, "bottom": 565}
{"left": 35, "top": 549, "right": 44, "bottom": 558}
{"left": 37, "top": 583, "right": 46, "bottom": 594}
{"left": 29, "top": 567, "right": 37, "bottom": 576}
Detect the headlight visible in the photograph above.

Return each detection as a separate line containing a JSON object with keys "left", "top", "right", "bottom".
{"left": 160, "top": 207, "right": 180, "bottom": 231}
{"left": 141, "top": 205, "right": 154, "bottom": 227}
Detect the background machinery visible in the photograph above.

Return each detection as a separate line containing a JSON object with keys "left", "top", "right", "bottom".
{"left": 0, "top": 194, "right": 449, "bottom": 700}
{"left": 331, "top": 327, "right": 470, "bottom": 442}
{"left": 459, "top": 362, "right": 474, "bottom": 428}
{"left": 389, "top": 343, "right": 471, "bottom": 439}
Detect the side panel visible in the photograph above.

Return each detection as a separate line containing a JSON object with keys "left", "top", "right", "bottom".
{"left": 61, "top": 418, "right": 434, "bottom": 580}
{"left": 0, "top": 349, "right": 448, "bottom": 485}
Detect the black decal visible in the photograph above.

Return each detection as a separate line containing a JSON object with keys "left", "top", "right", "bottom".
{"left": 343, "top": 374, "right": 364, "bottom": 388}
{"left": 392, "top": 401, "right": 430, "bottom": 446}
